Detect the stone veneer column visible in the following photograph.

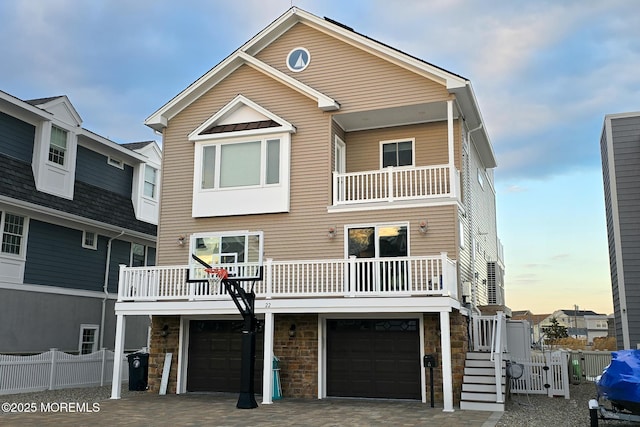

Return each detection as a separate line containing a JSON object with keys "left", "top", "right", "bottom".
{"left": 423, "top": 310, "right": 469, "bottom": 406}
{"left": 147, "top": 316, "right": 181, "bottom": 394}
{"left": 272, "top": 314, "right": 318, "bottom": 399}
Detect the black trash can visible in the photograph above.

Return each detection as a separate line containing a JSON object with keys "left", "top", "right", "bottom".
{"left": 127, "top": 353, "right": 149, "bottom": 391}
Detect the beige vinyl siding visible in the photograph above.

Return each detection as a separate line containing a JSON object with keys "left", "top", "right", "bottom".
{"left": 343, "top": 121, "right": 460, "bottom": 172}
{"left": 158, "top": 64, "right": 332, "bottom": 265}
{"left": 255, "top": 23, "right": 451, "bottom": 113}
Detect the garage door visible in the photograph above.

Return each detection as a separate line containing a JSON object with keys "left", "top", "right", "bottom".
{"left": 187, "top": 320, "right": 263, "bottom": 393}
{"left": 326, "top": 319, "right": 420, "bottom": 399}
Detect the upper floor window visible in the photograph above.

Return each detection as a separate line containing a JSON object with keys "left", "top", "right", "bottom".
{"left": 144, "top": 165, "right": 158, "bottom": 198}
{"left": 201, "top": 138, "right": 280, "bottom": 190}
{"left": 131, "top": 243, "right": 147, "bottom": 267}
{"left": 49, "top": 125, "right": 68, "bottom": 166}
{"left": 347, "top": 224, "right": 408, "bottom": 258}
{"left": 107, "top": 156, "right": 124, "bottom": 169}
{"left": 1, "top": 212, "right": 26, "bottom": 256}
{"left": 82, "top": 231, "right": 97, "bottom": 250}
{"left": 381, "top": 139, "right": 414, "bottom": 168}
{"left": 477, "top": 168, "right": 485, "bottom": 189}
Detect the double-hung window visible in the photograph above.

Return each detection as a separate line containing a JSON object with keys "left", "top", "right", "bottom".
{"left": 381, "top": 139, "right": 413, "bottom": 168}
{"left": 79, "top": 325, "right": 99, "bottom": 354}
{"left": 131, "top": 243, "right": 147, "bottom": 267}
{"left": 144, "top": 165, "right": 158, "bottom": 198}
{"left": 1, "top": 212, "right": 26, "bottom": 256}
{"left": 49, "top": 125, "right": 68, "bottom": 166}
{"left": 201, "top": 138, "right": 280, "bottom": 189}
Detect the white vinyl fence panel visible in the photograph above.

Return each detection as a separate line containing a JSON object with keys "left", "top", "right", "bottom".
{"left": 509, "top": 351, "right": 570, "bottom": 399}
{"left": 0, "top": 348, "right": 129, "bottom": 396}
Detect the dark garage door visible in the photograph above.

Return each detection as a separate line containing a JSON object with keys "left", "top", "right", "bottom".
{"left": 327, "top": 319, "right": 420, "bottom": 399}
{"left": 187, "top": 320, "right": 263, "bottom": 393}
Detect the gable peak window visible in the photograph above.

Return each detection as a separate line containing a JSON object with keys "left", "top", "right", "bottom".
{"left": 49, "top": 125, "right": 68, "bottom": 166}
{"left": 381, "top": 139, "right": 414, "bottom": 168}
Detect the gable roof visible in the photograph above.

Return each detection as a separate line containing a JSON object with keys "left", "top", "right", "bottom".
{"left": 145, "top": 7, "right": 496, "bottom": 168}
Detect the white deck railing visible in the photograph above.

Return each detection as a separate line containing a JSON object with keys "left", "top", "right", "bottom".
{"left": 333, "top": 165, "right": 460, "bottom": 205}
{"left": 118, "top": 254, "right": 457, "bottom": 302}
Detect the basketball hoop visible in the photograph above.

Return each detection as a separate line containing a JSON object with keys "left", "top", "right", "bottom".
{"left": 204, "top": 267, "right": 228, "bottom": 293}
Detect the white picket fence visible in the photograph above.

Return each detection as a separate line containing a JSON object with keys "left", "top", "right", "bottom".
{"left": 0, "top": 348, "right": 129, "bottom": 395}
{"left": 509, "top": 351, "right": 571, "bottom": 398}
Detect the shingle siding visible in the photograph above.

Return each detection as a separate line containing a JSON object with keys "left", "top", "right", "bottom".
{"left": 0, "top": 111, "right": 35, "bottom": 162}
{"left": 75, "top": 145, "right": 133, "bottom": 197}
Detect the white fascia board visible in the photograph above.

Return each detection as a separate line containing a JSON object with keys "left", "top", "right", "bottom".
{"left": 145, "top": 54, "right": 245, "bottom": 131}
{"left": 34, "top": 95, "right": 83, "bottom": 127}
{"left": 0, "top": 195, "right": 156, "bottom": 242}
{"left": 77, "top": 128, "right": 149, "bottom": 163}
{"left": 239, "top": 52, "right": 339, "bottom": 111}
{"left": 0, "top": 90, "right": 53, "bottom": 123}
{"left": 188, "top": 94, "right": 296, "bottom": 141}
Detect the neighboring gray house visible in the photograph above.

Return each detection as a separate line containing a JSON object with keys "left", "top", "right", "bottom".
{"left": 601, "top": 111, "right": 640, "bottom": 350}
{"left": 0, "top": 90, "right": 160, "bottom": 354}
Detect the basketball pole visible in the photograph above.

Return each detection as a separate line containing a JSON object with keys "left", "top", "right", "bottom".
{"left": 191, "top": 254, "right": 260, "bottom": 409}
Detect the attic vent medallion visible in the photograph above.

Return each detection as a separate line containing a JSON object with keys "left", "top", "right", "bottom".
{"left": 286, "top": 47, "right": 310, "bottom": 72}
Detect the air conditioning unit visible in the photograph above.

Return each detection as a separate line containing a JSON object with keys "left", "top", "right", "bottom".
{"left": 462, "top": 281, "right": 472, "bottom": 297}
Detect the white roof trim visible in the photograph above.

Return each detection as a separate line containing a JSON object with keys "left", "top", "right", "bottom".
{"left": 188, "top": 94, "right": 296, "bottom": 141}
{"left": 145, "top": 51, "right": 338, "bottom": 132}
{"left": 31, "top": 95, "right": 83, "bottom": 127}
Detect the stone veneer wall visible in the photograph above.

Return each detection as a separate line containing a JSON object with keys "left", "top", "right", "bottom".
{"left": 273, "top": 314, "right": 318, "bottom": 399}
{"left": 147, "top": 316, "right": 180, "bottom": 394}
{"left": 423, "top": 310, "right": 469, "bottom": 406}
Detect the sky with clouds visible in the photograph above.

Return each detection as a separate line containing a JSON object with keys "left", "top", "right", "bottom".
{"left": 2, "top": 0, "right": 638, "bottom": 314}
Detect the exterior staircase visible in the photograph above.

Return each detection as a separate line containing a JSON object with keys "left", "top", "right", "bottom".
{"left": 460, "top": 351, "right": 506, "bottom": 412}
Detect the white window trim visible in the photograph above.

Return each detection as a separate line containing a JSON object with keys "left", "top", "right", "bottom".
{"left": 344, "top": 222, "right": 410, "bottom": 258}
{"left": 143, "top": 165, "right": 158, "bottom": 200}
{"left": 199, "top": 135, "right": 284, "bottom": 191}
{"left": 334, "top": 136, "right": 345, "bottom": 173}
{"left": 0, "top": 211, "right": 29, "bottom": 259}
{"left": 78, "top": 324, "right": 99, "bottom": 354}
{"left": 48, "top": 124, "right": 69, "bottom": 169}
{"left": 189, "top": 230, "right": 264, "bottom": 278}
{"left": 82, "top": 230, "right": 98, "bottom": 250}
{"left": 379, "top": 138, "right": 415, "bottom": 169}
{"left": 107, "top": 156, "right": 124, "bottom": 169}
{"left": 130, "top": 243, "right": 148, "bottom": 266}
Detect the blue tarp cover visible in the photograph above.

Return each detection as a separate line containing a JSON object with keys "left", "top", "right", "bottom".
{"left": 596, "top": 349, "right": 640, "bottom": 405}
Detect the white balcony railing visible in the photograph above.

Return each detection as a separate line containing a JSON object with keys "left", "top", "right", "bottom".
{"left": 118, "top": 254, "right": 457, "bottom": 302}
{"left": 332, "top": 165, "right": 460, "bottom": 205}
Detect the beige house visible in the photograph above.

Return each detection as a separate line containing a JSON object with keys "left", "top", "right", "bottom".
{"left": 110, "top": 7, "right": 505, "bottom": 411}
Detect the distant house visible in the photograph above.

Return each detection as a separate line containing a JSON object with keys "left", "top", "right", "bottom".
{"left": 110, "top": 7, "right": 506, "bottom": 411}
{"left": 539, "top": 309, "right": 602, "bottom": 341}
{"left": 583, "top": 314, "right": 609, "bottom": 345}
{"left": 601, "top": 111, "right": 640, "bottom": 350}
{"left": 511, "top": 310, "right": 550, "bottom": 347}
{"left": 0, "top": 90, "right": 160, "bottom": 354}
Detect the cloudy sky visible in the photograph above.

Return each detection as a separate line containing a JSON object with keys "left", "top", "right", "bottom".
{"left": 3, "top": 0, "right": 638, "bottom": 314}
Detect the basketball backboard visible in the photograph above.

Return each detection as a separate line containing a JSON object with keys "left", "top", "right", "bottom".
{"left": 188, "top": 231, "right": 263, "bottom": 281}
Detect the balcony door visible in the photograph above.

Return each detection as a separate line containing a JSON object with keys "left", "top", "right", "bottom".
{"left": 347, "top": 224, "right": 408, "bottom": 292}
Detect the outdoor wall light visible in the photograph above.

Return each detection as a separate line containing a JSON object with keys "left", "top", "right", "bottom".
{"left": 419, "top": 220, "right": 428, "bottom": 234}
{"left": 161, "top": 324, "right": 170, "bottom": 338}
{"left": 177, "top": 235, "right": 186, "bottom": 246}
{"left": 327, "top": 226, "right": 337, "bottom": 239}
{"left": 289, "top": 324, "right": 296, "bottom": 338}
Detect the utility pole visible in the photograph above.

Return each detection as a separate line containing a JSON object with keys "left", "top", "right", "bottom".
{"left": 574, "top": 304, "right": 579, "bottom": 339}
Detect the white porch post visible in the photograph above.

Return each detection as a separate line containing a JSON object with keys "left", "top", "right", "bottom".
{"left": 447, "top": 99, "right": 455, "bottom": 196}
{"left": 261, "top": 311, "right": 275, "bottom": 404}
{"left": 110, "top": 314, "right": 126, "bottom": 399}
{"left": 440, "top": 311, "right": 454, "bottom": 412}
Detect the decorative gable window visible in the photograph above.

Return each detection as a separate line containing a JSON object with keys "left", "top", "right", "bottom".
{"left": 49, "top": 125, "right": 68, "bottom": 166}
{"left": 189, "top": 95, "right": 295, "bottom": 217}
{"left": 381, "top": 138, "right": 414, "bottom": 168}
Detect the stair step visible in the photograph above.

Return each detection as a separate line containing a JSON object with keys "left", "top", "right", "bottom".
{"left": 463, "top": 374, "right": 505, "bottom": 385}
{"left": 465, "top": 352, "right": 493, "bottom": 360}
{"left": 463, "top": 383, "right": 506, "bottom": 393}
{"left": 464, "top": 367, "right": 504, "bottom": 376}
{"left": 466, "top": 359, "right": 500, "bottom": 368}
{"left": 461, "top": 391, "right": 500, "bottom": 402}
{"left": 460, "top": 400, "right": 505, "bottom": 412}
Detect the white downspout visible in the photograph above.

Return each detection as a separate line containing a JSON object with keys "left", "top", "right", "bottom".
{"left": 100, "top": 230, "right": 125, "bottom": 349}
{"left": 467, "top": 122, "right": 483, "bottom": 316}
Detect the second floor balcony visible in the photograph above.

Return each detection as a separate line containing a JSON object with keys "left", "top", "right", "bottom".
{"left": 117, "top": 254, "right": 458, "bottom": 305}
{"left": 332, "top": 164, "right": 460, "bottom": 206}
